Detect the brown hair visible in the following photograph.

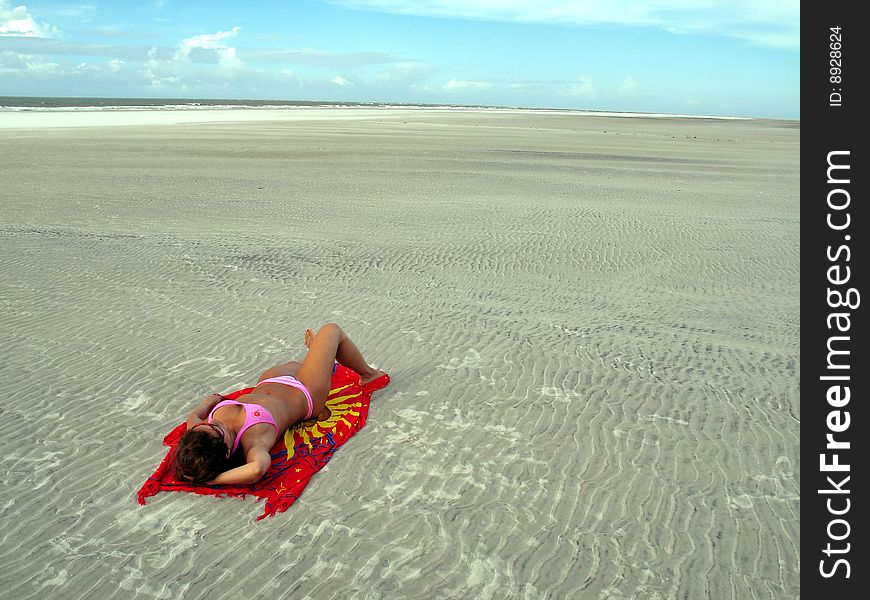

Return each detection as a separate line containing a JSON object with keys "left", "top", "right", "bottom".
{"left": 172, "top": 429, "right": 229, "bottom": 483}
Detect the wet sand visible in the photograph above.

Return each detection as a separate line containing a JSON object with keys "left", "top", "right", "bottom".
{"left": 0, "top": 108, "right": 799, "bottom": 599}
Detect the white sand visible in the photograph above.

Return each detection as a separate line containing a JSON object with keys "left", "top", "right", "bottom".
{"left": 0, "top": 108, "right": 799, "bottom": 598}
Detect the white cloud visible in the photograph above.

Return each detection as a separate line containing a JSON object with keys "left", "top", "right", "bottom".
{"left": 327, "top": 0, "right": 799, "bottom": 49}
{"left": 141, "top": 45, "right": 181, "bottom": 87}
{"left": 443, "top": 79, "right": 490, "bottom": 90}
{"left": 176, "top": 26, "right": 242, "bottom": 68}
{"left": 181, "top": 27, "right": 240, "bottom": 51}
{"left": 0, "top": 0, "right": 61, "bottom": 38}
{"left": 332, "top": 75, "right": 353, "bottom": 86}
{"left": 0, "top": 51, "right": 107, "bottom": 76}
{"left": 0, "top": 52, "right": 56, "bottom": 74}
{"left": 569, "top": 75, "right": 596, "bottom": 97}
{"left": 24, "top": 58, "right": 59, "bottom": 73}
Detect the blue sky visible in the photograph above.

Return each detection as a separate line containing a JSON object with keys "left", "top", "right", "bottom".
{"left": 1, "top": 0, "right": 799, "bottom": 118}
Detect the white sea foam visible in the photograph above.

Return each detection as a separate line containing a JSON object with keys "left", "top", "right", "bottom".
{"left": 0, "top": 104, "right": 752, "bottom": 129}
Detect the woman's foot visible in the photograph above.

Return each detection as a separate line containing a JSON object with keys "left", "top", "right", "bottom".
{"left": 304, "top": 328, "right": 314, "bottom": 349}
{"left": 359, "top": 367, "right": 388, "bottom": 387}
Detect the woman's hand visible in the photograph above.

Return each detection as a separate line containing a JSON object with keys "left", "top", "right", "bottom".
{"left": 185, "top": 393, "right": 225, "bottom": 430}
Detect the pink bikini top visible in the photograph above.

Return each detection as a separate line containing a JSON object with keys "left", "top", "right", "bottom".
{"left": 208, "top": 400, "right": 279, "bottom": 454}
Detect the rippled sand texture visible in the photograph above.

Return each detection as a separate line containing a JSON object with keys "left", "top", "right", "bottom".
{"left": 0, "top": 110, "right": 799, "bottom": 599}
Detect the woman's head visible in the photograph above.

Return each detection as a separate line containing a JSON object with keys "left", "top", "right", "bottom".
{"left": 172, "top": 423, "right": 231, "bottom": 483}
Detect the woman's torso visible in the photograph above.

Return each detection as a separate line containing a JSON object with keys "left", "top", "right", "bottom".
{"left": 212, "top": 383, "right": 309, "bottom": 453}
{"left": 246, "top": 383, "right": 310, "bottom": 431}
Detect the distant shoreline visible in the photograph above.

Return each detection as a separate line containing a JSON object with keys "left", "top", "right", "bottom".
{"left": 0, "top": 96, "right": 768, "bottom": 121}
{"left": 0, "top": 103, "right": 781, "bottom": 132}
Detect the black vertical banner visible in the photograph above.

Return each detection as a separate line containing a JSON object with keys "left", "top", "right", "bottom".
{"left": 803, "top": 2, "right": 867, "bottom": 597}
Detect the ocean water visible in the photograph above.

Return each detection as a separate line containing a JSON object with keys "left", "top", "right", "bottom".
{"left": 0, "top": 96, "right": 477, "bottom": 111}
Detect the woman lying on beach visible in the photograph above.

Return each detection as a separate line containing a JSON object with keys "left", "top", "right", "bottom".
{"left": 173, "top": 323, "right": 387, "bottom": 485}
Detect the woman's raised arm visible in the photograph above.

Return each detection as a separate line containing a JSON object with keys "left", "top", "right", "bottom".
{"left": 185, "top": 393, "right": 224, "bottom": 430}
{"left": 208, "top": 447, "right": 271, "bottom": 485}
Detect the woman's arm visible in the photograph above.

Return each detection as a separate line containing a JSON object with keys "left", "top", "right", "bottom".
{"left": 185, "top": 393, "right": 224, "bottom": 430}
{"left": 208, "top": 448, "right": 272, "bottom": 485}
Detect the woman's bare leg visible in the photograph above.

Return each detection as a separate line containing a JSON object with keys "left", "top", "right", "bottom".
{"left": 296, "top": 324, "right": 384, "bottom": 413}
{"left": 304, "top": 327, "right": 384, "bottom": 384}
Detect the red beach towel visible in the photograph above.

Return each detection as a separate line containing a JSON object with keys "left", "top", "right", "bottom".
{"left": 137, "top": 365, "right": 390, "bottom": 521}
